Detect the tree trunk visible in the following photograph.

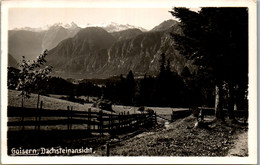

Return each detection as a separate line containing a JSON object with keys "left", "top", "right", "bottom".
{"left": 21, "top": 95, "right": 24, "bottom": 108}
{"left": 21, "top": 95, "right": 25, "bottom": 131}
{"left": 227, "top": 82, "right": 236, "bottom": 122}
{"left": 37, "top": 93, "right": 40, "bottom": 109}
{"left": 215, "top": 83, "right": 224, "bottom": 120}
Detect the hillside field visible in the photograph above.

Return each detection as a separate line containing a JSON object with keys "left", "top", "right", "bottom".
{"left": 8, "top": 89, "right": 188, "bottom": 118}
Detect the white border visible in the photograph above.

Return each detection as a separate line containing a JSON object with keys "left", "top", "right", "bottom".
{"left": 1, "top": 0, "right": 257, "bottom": 164}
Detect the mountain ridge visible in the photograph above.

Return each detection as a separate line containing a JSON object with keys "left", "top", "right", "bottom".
{"left": 46, "top": 21, "right": 194, "bottom": 79}
{"left": 8, "top": 22, "right": 147, "bottom": 61}
{"left": 8, "top": 20, "right": 195, "bottom": 79}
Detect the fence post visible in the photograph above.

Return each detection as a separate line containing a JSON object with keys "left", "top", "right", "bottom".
{"left": 38, "top": 101, "right": 43, "bottom": 130}
{"left": 147, "top": 113, "right": 150, "bottom": 127}
{"left": 143, "top": 113, "right": 145, "bottom": 125}
{"left": 99, "top": 110, "right": 103, "bottom": 136}
{"left": 123, "top": 112, "right": 125, "bottom": 129}
{"left": 127, "top": 111, "right": 129, "bottom": 127}
{"left": 109, "top": 112, "right": 111, "bottom": 133}
{"left": 35, "top": 113, "right": 38, "bottom": 130}
{"left": 110, "top": 112, "right": 114, "bottom": 132}
{"left": 140, "top": 113, "right": 143, "bottom": 126}
{"left": 70, "top": 106, "right": 73, "bottom": 130}
{"left": 35, "top": 104, "right": 39, "bottom": 130}
{"left": 35, "top": 94, "right": 40, "bottom": 130}
{"left": 21, "top": 96, "right": 25, "bottom": 131}
{"left": 67, "top": 106, "right": 70, "bottom": 130}
{"left": 36, "top": 94, "right": 40, "bottom": 109}
{"left": 123, "top": 112, "right": 125, "bottom": 130}
{"left": 106, "top": 143, "right": 110, "bottom": 156}
{"left": 171, "top": 110, "right": 174, "bottom": 122}
{"left": 88, "top": 108, "right": 91, "bottom": 131}
{"left": 112, "top": 112, "right": 114, "bottom": 130}
{"left": 136, "top": 114, "right": 138, "bottom": 129}
{"left": 118, "top": 113, "right": 121, "bottom": 132}
{"left": 154, "top": 112, "right": 157, "bottom": 125}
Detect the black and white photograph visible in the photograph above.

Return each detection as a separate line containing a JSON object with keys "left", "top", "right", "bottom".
{"left": 1, "top": 0, "right": 257, "bottom": 164}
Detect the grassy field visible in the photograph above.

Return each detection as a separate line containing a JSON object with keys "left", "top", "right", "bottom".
{"left": 8, "top": 90, "right": 93, "bottom": 112}
{"left": 8, "top": 89, "right": 187, "bottom": 120}
{"left": 8, "top": 89, "right": 170, "bottom": 132}
{"left": 7, "top": 89, "right": 194, "bottom": 132}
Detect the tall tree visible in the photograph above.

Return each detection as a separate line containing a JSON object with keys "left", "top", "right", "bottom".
{"left": 159, "top": 53, "right": 166, "bottom": 77}
{"left": 126, "top": 70, "right": 135, "bottom": 105}
{"left": 170, "top": 8, "right": 248, "bottom": 120}
{"left": 166, "top": 59, "right": 171, "bottom": 76}
{"left": 15, "top": 50, "right": 52, "bottom": 130}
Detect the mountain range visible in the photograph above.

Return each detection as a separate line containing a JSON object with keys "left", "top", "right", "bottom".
{"left": 8, "top": 20, "right": 194, "bottom": 79}
{"left": 8, "top": 22, "right": 81, "bottom": 61}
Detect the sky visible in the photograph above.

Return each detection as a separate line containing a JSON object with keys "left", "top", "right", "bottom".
{"left": 8, "top": 8, "right": 176, "bottom": 30}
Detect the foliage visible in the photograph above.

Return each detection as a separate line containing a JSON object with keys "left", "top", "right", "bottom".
{"left": 101, "top": 54, "right": 191, "bottom": 107}
{"left": 170, "top": 8, "right": 248, "bottom": 85}
{"left": 75, "top": 82, "right": 102, "bottom": 97}
{"left": 159, "top": 53, "right": 166, "bottom": 75}
{"left": 15, "top": 50, "right": 52, "bottom": 99}
{"left": 154, "top": 53, "right": 185, "bottom": 107}
{"left": 126, "top": 70, "right": 136, "bottom": 105}
{"left": 8, "top": 67, "right": 20, "bottom": 89}
{"left": 170, "top": 8, "right": 248, "bottom": 118}
{"left": 103, "top": 71, "right": 136, "bottom": 105}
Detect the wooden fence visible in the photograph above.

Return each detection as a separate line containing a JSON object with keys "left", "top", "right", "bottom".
{"left": 170, "top": 107, "right": 248, "bottom": 122}
{"left": 171, "top": 110, "right": 192, "bottom": 122}
{"left": 7, "top": 105, "right": 157, "bottom": 135}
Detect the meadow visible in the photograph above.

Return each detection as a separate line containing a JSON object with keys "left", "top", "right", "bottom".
{"left": 7, "top": 89, "right": 248, "bottom": 156}
{"left": 8, "top": 89, "right": 187, "bottom": 121}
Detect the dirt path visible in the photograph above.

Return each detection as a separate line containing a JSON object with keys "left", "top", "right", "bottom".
{"left": 227, "top": 131, "right": 248, "bottom": 157}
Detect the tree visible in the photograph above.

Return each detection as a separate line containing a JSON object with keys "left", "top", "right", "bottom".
{"left": 170, "top": 8, "right": 248, "bottom": 120}
{"left": 16, "top": 50, "right": 53, "bottom": 107}
{"left": 159, "top": 53, "right": 166, "bottom": 77}
{"left": 139, "top": 75, "right": 157, "bottom": 106}
{"left": 156, "top": 53, "right": 185, "bottom": 107}
{"left": 166, "top": 59, "right": 171, "bottom": 74}
{"left": 181, "top": 66, "right": 191, "bottom": 78}
{"left": 126, "top": 70, "right": 135, "bottom": 105}
{"left": 8, "top": 67, "right": 20, "bottom": 89}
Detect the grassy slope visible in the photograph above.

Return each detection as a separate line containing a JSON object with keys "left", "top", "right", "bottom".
{"left": 8, "top": 89, "right": 186, "bottom": 116}
{"left": 94, "top": 116, "right": 248, "bottom": 156}
{"left": 8, "top": 90, "right": 93, "bottom": 111}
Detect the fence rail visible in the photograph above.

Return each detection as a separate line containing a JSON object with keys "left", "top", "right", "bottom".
{"left": 8, "top": 106, "right": 157, "bottom": 135}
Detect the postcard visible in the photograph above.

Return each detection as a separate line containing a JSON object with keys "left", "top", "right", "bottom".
{"left": 1, "top": 0, "right": 257, "bottom": 164}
